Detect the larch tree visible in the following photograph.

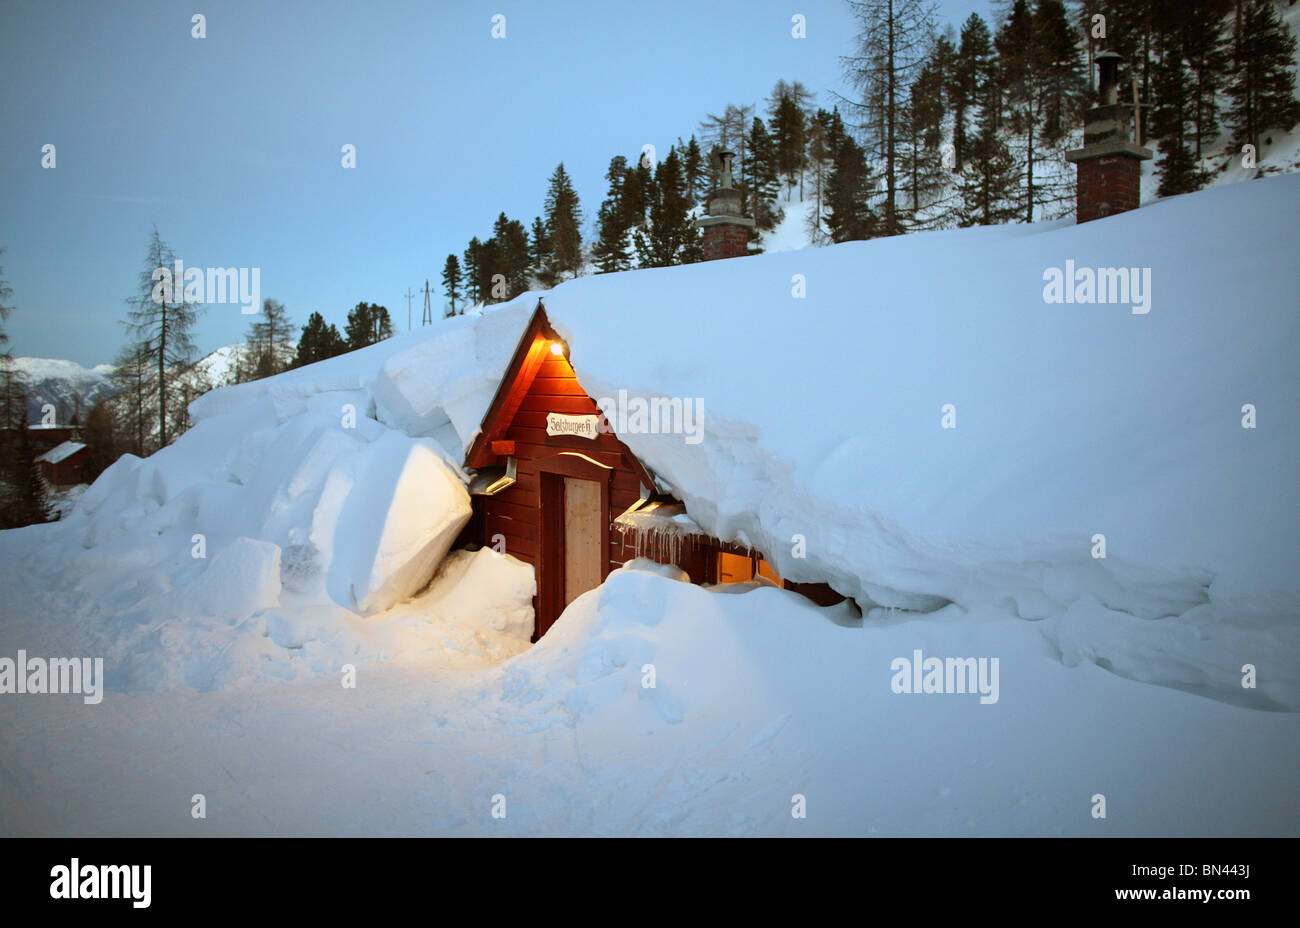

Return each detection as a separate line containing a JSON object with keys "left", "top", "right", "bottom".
{"left": 125, "top": 227, "right": 203, "bottom": 449}
{"left": 246, "top": 298, "right": 295, "bottom": 380}
{"left": 845, "top": 0, "right": 938, "bottom": 237}
{"left": 111, "top": 340, "right": 150, "bottom": 457}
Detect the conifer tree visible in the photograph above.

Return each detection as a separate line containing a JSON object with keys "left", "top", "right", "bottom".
{"left": 846, "top": 0, "right": 936, "bottom": 236}
{"left": 743, "top": 117, "right": 782, "bottom": 231}
{"left": 543, "top": 163, "right": 583, "bottom": 281}
{"left": 998, "top": 0, "right": 1068, "bottom": 222}
{"left": 903, "top": 44, "right": 950, "bottom": 219}
{"left": 1150, "top": 10, "right": 1203, "bottom": 197}
{"left": 950, "top": 13, "right": 995, "bottom": 173}
{"left": 593, "top": 156, "right": 633, "bottom": 274}
{"left": 1035, "top": 0, "right": 1081, "bottom": 147}
{"left": 804, "top": 109, "right": 838, "bottom": 244}
{"left": 475, "top": 238, "right": 502, "bottom": 303}
{"left": 824, "top": 124, "right": 878, "bottom": 242}
{"left": 633, "top": 150, "right": 703, "bottom": 267}
{"left": 698, "top": 104, "right": 754, "bottom": 190}
{"left": 463, "top": 237, "right": 484, "bottom": 306}
{"left": 959, "top": 125, "right": 1019, "bottom": 226}
{"left": 344, "top": 302, "right": 393, "bottom": 349}
{"left": 245, "top": 298, "right": 294, "bottom": 380}
{"left": 111, "top": 341, "right": 149, "bottom": 456}
{"left": 529, "top": 217, "right": 551, "bottom": 277}
{"left": 768, "top": 82, "right": 809, "bottom": 199}
{"left": 0, "top": 248, "right": 12, "bottom": 353}
{"left": 492, "top": 212, "right": 531, "bottom": 300}
{"left": 1226, "top": 0, "right": 1300, "bottom": 156}
{"left": 680, "top": 137, "right": 706, "bottom": 207}
{"left": 293, "top": 312, "right": 347, "bottom": 367}
{"left": 1178, "top": 0, "right": 1232, "bottom": 159}
{"left": 81, "top": 398, "right": 120, "bottom": 483}
{"left": 125, "top": 226, "right": 203, "bottom": 449}
{"left": 0, "top": 381, "right": 53, "bottom": 528}
{"left": 441, "top": 254, "right": 462, "bottom": 315}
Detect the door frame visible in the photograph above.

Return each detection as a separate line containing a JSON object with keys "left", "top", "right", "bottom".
{"left": 536, "top": 452, "right": 613, "bottom": 640}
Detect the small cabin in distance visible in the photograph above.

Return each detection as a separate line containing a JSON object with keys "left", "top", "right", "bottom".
{"left": 460, "top": 303, "right": 845, "bottom": 640}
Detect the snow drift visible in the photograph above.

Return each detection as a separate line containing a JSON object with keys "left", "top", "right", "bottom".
{"left": 12, "top": 174, "right": 1300, "bottom": 710}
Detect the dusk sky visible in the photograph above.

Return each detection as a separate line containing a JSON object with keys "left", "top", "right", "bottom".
{"left": 2, "top": 0, "right": 991, "bottom": 366}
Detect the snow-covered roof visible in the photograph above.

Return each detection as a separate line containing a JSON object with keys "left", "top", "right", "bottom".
{"left": 168, "top": 173, "right": 1298, "bottom": 617}
{"left": 37, "top": 440, "right": 87, "bottom": 464}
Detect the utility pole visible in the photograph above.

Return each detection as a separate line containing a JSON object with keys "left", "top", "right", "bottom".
{"left": 403, "top": 287, "right": 417, "bottom": 332}
{"left": 421, "top": 280, "right": 433, "bottom": 327}
{"left": 1130, "top": 74, "right": 1152, "bottom": 148}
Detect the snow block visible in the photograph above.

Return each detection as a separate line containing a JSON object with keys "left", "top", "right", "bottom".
{"left": 314, "top": 432, "right": 472, "bottom": 615}
{"left": 177, "top": 536, "right": 282, "bottom": 621}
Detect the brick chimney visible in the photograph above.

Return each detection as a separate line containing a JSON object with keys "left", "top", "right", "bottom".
{"left": 697, "top": 150, "right": 755, "bottom": 260}
{"left": 1065, "top": 51, "right": 1152, "bottom": 223}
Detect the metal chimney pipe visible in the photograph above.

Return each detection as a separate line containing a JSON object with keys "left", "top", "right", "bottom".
{"left": 1096, "top": 51, "right": 1121, "bottom": 105}
{"left": 717, "top": 150, "right": 736, "bottom": 189}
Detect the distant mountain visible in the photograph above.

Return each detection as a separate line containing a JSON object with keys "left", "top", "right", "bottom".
{"left": 6, "top": 342, "right": 295, "bottom": 426}
{"left": 8, "top": 357, "right": 118, "bottom": 426}
{"left": 191, "top": 343, "right": 247, "bottom": 389}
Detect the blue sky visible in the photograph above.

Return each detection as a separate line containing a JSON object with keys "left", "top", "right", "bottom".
{"left": 1, "top": 0, "right": 991, "bottom": 366}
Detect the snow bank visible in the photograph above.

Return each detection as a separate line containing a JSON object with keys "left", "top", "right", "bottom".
{"left": 10, "top": 175, "right": 1299, "bottom": 709}
{"left": 423, "top": 547, "right": 536, "bottom": 640}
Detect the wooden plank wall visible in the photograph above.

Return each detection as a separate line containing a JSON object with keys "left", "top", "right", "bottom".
{"left": 478, "top": 352, "right": 648, "bottom": 581}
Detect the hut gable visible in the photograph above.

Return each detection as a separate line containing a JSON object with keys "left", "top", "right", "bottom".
{"left": 464, "top": 303, "right": 656, "bottom": 638}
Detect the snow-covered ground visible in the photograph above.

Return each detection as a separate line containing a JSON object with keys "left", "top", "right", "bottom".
{"left": 1, "top": 174, "right": 1297, "bottom": 836}
{"left": 1, "top": 555, "right": 1295, "bottom": 836}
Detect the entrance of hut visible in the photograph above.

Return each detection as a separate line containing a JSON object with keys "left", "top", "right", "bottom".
{"left": 538, "top": 460, "right": 610, "bottom": 639}
{"left": 563, "top": 477, "right": 602, "bottom": 605}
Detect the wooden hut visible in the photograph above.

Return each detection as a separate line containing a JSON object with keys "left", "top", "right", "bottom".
{"left": 462, "top": 303, "right": 843, "bottom": 640}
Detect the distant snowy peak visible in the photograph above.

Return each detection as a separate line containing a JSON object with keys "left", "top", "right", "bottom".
{"left": 192, "top": 343, "right": 245, "bottom": 389}
{"left": 8, "top": 356, "right": 118, "bottom": 425}
{"left": 7, "top": 343, "right": 252, "bottom": 424}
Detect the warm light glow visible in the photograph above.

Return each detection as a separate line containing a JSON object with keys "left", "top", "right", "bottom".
{"left": 549, "top": 341, "right": 563, "bottom": 356}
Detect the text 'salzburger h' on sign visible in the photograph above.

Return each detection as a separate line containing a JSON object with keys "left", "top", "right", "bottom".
{"left": 546, "top": 412, "right": 601, "bottom": 440}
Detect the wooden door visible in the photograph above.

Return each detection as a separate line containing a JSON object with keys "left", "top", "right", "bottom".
{"left": 563, "top": 477, "right": 602, "bottom": 605}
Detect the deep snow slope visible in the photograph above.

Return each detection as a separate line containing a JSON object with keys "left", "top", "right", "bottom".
{"left": 544, "top": 175, "right": 1300, "bottom": 710}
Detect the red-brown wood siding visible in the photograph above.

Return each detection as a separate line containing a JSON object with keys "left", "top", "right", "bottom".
{"left": 477, "top": 344, "right": 653, "bottom": 630}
